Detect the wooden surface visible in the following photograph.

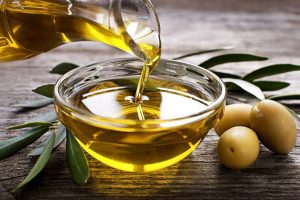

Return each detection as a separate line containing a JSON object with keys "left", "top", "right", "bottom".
{"left": 1, "top": 0, "right": 300, "bottom": 199}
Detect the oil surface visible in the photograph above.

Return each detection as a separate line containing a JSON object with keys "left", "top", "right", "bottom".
{"left": 57, "top": 78, "right": 215, "bottom": 172}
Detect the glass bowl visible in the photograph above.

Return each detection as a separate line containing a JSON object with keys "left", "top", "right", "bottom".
{"left": 54, "top": 58, "right": 226, "bottom": 172}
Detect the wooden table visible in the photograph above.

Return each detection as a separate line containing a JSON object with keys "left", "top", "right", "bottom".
{"left": 1, "top": 0, "right": 300, "bottom": 199}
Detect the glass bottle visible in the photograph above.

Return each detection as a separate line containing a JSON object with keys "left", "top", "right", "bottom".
{"left": 0, "top": 0, "right": 160, "bottom": 62}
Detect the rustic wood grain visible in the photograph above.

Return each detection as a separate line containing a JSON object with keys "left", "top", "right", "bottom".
{"left": 1, "top": 0, "right": 300, "bottom": 199}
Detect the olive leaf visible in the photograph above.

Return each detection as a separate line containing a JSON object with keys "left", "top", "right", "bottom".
{"left": 222, "top": 78, "right": 265, "bottom": 100}
{"left": 199, "top": 54, "right": 268, "bottom": 69}
{"left": 0, "top": 126, "right": 49, "bottom": 160}
{"left": 27, "top": 134, "right": 52, "bottom": 157}
{"left": 13, "top": 98, "right": 53, "bottom": 109}
{"left": 253, "top": 81, "right": 290, "bottom": 91}
{"left": 14, "top": 133, "right": 55, "bottom": 191}
{"left": 50, "top": 62, "right": 80, "bottom": 75}
{"left": 28, "top": 125, "right": 66, "bottom": 157}
{"left": 210, "top": 70, "right": 241, "bottom": 79}
{"left": 243, "top": 64, "right": 300, "bottom": 82}
{"left": 228, "top": 80, "right": 290, "bottom": 92}
{"left": 173, "top": 46, "right": 234, "bottom": 60}
{"left": 51, "top": 124, "right": 66, "bottom": 147}
{"left": 32, "top": 84, "right": 55, "bottom": 98}
{"left": 31, "top": 110, "right": 57, "bottom": 122}
{"left": 268, "top": 93, "right": 300, "bottom": 101}
{"left": 7, "top": 122, "right": 52, "bottom": 130}
{"left": 66, "top": 129, "right": 89, "bottom": 185}
{"left": 227, "top": 92, "right": 260, "bottom": 105}
{"left": 7, "top": 110, "right": 57, "bottom": 130}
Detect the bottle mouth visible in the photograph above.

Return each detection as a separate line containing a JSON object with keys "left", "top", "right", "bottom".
{"left": 112, "top": 0, "right": 161, "bottom": 59}
{"left": 54, "top": 58, "right": 226, "bottom": 131}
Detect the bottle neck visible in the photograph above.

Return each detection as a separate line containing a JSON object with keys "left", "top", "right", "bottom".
{"left": 62, "top": 0, "right": 161, "bottom": 61}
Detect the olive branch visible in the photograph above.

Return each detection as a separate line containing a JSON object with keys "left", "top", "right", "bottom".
{"left": 1, "top": 47, "right": 300, "bottom": 192}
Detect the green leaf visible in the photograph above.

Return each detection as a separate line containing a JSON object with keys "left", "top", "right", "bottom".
{"left": 227, "top": 92, "right": 260, "bottom": 105}
{"left": 52, "top": 125, "right": 66, "bottom": 148}
{"left": 114, "top": 78, "right": 157, "bottom": 92}
{"left": 28, "top": 125, "right": 66, "bottom": 157}
{"left": 27, "top": 133, "right": 51, "bottom": 157}
{"left": 243, "top": 64, "right": 300, "bottom": 82}
{"left": 13, "top": 98, "right": 53, "bottom": 109}
{"left": 253, "top": 81, "right": 290, "bottom": 91}
{"left": 50, "top": 62, "right": 80, "bottom": 75}
{"left": 7, "top": 122, "right": 52, "bottom": 130}
{"left": 7, "top": 110, "right": 57, "bottom": 130}
{"left": 14, "top": 133, "right": 55, "bottom": 191}
{"left": 32, "top": 84, "right": 54, "bottom": 98}
{"left": 0, "top": 126, "right": 49, "bottom": 160}
{"left": 210, "top": 70, "right": 241, "bottom": 79}
{"left": 222, "top": 78, "right": 265, "bottom": 100}
{"left": 199, "top": 54, "right": 268, "bottom": 69}
{"left": 268, "top": 93, "right": 300, "bottom": 101}
{"left": 173, "top": 46, "right": 234, "bottom": 60}
{"left": 31, "top": 110, "right": 57, "bottom": 122}
{"left": 66, "top": 129, "right": 89, "bottom": 185}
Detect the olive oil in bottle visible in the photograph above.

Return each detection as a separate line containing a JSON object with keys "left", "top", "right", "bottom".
{"left": 0, "top": 0, "right": 160, "bottom": 63}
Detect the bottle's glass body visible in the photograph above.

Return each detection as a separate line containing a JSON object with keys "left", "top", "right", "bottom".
{"left": 0, "top": 0, "right": 160, "bottom": 62}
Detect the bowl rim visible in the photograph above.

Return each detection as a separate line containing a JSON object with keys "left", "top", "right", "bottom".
{"left": 54, "top": 58, "right": 226, "bottom": 126}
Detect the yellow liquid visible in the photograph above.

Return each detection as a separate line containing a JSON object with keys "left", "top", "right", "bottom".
{"left": 0, "top": 1, "right": 120, "bottom": 60}
{"left": 55, "top": 78, "right": 222, "bottom": 172}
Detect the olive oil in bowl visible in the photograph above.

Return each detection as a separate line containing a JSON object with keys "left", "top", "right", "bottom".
{"left": 54, "top": 59, "right": 226, "bottom": 172}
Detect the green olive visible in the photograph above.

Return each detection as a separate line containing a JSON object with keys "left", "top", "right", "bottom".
{"left": 215, "top": 104, "right": 253, "bottom": 136}
{"left": 217, "top": 126, "right": 259, "bottom": 170}
{"left": 250, "top": 100, "right": 297, "bottom": 154}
